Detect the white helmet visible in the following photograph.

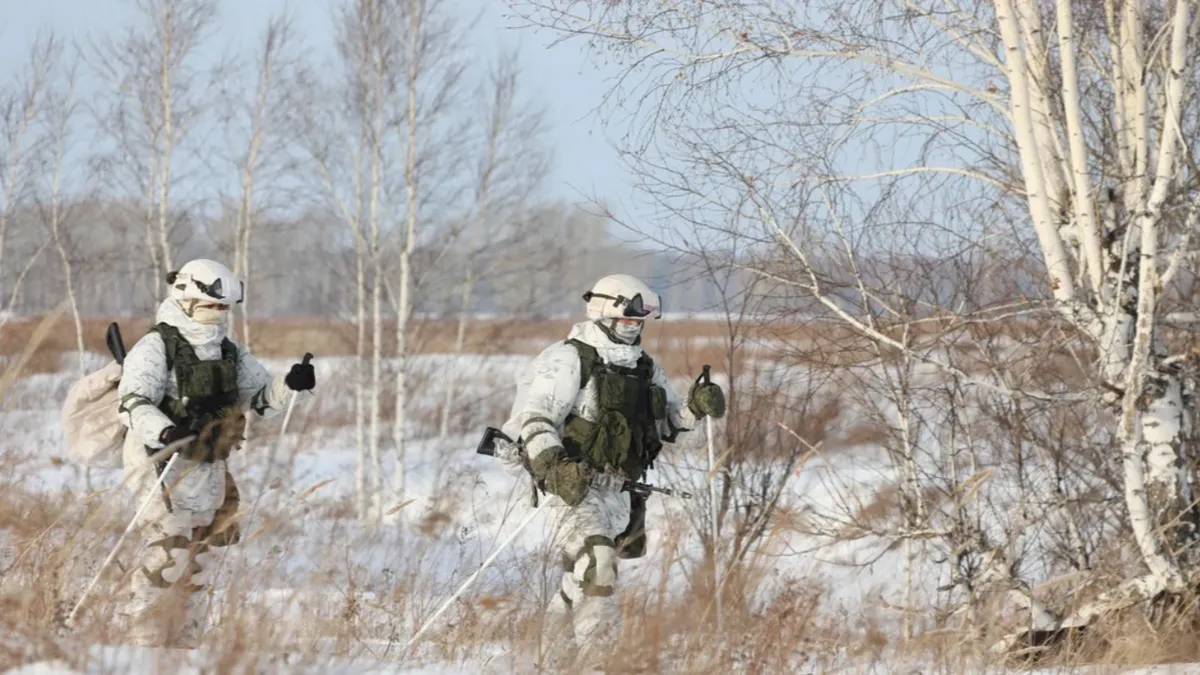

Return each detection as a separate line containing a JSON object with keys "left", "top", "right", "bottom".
{"left": 168, "top": 259, "right": 243, "bottom": 307}
{"left": 584, "top": 274, "right": 662, "bottom": 321}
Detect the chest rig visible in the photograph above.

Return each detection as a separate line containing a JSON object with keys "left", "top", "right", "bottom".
{"left": 151, "top": 323, "right": 244, "bottom": 462}
{"left": 560, "top": 339, "right": 668, "bottom": 480}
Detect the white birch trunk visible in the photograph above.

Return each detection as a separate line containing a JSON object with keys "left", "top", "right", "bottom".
{"left": 145, "top": 161, "right": 162, "bottom": 302}
{"left": 1055, "top": 0, "right": 1105, "bottom": 299}
{"left": 314, "top": 8, "right": 374, "bottom": 521}
{"left": 1123, "top": 0, "right": 1149, "bottom": 211}
{"left": 230, "top": 18, "right": 286, "bottom": 444}
{"left": 393, "top": 0, "right": 424, "bottom": 499}
{"left": 1112, "top": 0, "right": 1192, "bottom": 590}
{"left": 993, "top": 0, "right": 1076, "bottom": 307}
{"left": 156, "top": 15, "right": 176, "bottom": 275}
{"left": 1135, "top": 0, "right": 1189, "bottom": 497}
{"left": 369, "top": 147, "right": 384, "bottom": 514}
{"left": 232, "top": 120, "right": 264, "bottom": 348}
{"left": 367, "top": 15, "right": 387, "bottom": 514}
{"left": 355, "top": 226, "right": 369, "bottom": 520}
{"left": 1013, "top": 0, "right": 1068, "bottom": 219}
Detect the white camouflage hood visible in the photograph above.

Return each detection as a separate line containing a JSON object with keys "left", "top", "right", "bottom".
{"left": 567, "top": 320, "right": 644, "bottom": 368}
{"left": 155, "top": 298, "right": 227, "bottom": 351}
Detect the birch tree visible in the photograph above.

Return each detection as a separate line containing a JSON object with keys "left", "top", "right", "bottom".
{"left": 515, "top": 0, "right": 1200, "bottom": 646}
{"left": 366, "top": 0, "right": 397, "bottom": 516}
{"left": 0, "top": 33, "right": 55, "bottom": 317}
{"left": 91, "top": 0, "right": 219, "bottom": 300}
{"left": 436, "top": 49, "right": 550, "bottom": 440}
{"left": 391, "top": 0, "right": 469, "bottom": 498}
{"left": 300, "top": 0, "right": 399, "bottom": 519}
{"left": 217, "top": 12, "right": 300, "bottom": 349}
{"left": 35, "top": 40, "right": 88, "bottom": 374}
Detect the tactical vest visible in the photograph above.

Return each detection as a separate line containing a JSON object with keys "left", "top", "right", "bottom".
{"left": 150, "top": 323, "right": 244, "bottom": 461}
{"left": 560, "top": 339, "right": 668, "bottom": 481}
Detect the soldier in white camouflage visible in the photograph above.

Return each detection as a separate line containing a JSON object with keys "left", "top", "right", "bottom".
{"left": 503, "top": 274, "right": 725, "bottom": 661}
{"left": 116, "top": 259, "right": 316, "bottom": 647}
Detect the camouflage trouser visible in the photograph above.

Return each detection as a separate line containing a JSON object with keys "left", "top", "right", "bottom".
{"left": 545, "top": 484, "right": 630, "bottom": 652}
{"left": 120, "top": 456, "right": 240, "bottom": 647}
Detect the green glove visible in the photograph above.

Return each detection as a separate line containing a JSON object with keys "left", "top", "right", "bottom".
{"left": 530, "top": 446, "right": 592, "bottom": 507}
{"left": 688, "top": 377, "right": 726, "bottom": 419}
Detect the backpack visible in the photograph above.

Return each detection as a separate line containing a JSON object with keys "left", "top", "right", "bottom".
{"left": 61, "top": 360, "right": 126, "bottom": 469}
{"left": 60, "top": 323, "right": 128, "bottom": 469}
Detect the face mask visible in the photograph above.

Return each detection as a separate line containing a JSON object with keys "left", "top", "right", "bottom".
{"left": 188, "top": 301, "right": 229, "bottom": 326}
{"left": 611, "top": 320, "right": 643, "bottom": 344}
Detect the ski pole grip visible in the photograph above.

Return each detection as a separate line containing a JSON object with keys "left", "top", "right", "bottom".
{"left": 699, "top": 364, "right": 712, "bottom": 385}
{"left": 302, "top": 353, "right": 313, "bottom": 365}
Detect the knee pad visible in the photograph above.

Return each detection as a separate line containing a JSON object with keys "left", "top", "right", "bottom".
{"left": 188, "top": 544, "right": 214, "bottom": 588}
{"left": 572, "top": 535, "right": 618, "bottom": 597}
{"left": 138, "top": 534, "right": 192, "bottom": 588}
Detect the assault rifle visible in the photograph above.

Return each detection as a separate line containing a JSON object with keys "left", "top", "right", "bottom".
{"left": 475, "top": 426, "right": 692, "bottom": 500}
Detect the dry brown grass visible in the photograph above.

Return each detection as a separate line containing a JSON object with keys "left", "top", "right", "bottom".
{"left": 5, "top": 309, "right": 1200, "bottom": 673}
{"left": 9, "top": 310, "right": 1190, "bottom": 390}
{"left": 0, "top": 313, "right": 739, "bottom": 378}
{"left": 970, "top": 592, "right": 1200, "bottom": 671}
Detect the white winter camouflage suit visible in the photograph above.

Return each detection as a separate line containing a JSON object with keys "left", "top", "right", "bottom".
{"left": 503, "top": 320, "right": 700, "bottom": 651}
{"left": 117, "top": 298, "right": 294, "bottom": 644}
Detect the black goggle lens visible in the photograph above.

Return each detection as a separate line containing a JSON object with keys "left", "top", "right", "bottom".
{"left": 622, "top": 294, "right": 651, "bottom": 318}
{"left": 582, "top": 291, "right": 656, "bottom": 318}
{"left": 194, "top": 278, "right": 225, "bottom": 300}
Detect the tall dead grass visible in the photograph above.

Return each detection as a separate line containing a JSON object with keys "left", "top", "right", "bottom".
{"left": 0, "top": 311, "right": 878, "bottom": 674}
{"left": 4, "top": 310, "right": 1197, "bottom": 673}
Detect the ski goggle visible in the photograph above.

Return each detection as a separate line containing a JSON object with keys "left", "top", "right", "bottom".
{"left": 582, "top": 291, "right": 661, "bottom": 319}
{"left": 192, "top": 277, "right": 245, "bottom": 304}
{"left": 166, "top": 272, "right": 245, "bottom": 304}
{"left": 194, "top": 278, "right": 226, "bottom": 301}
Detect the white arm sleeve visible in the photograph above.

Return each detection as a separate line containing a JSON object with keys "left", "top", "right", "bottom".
{"left": 654, "top": 362, "right": 699, "bottom": 437}
{"left": 117, "top": 333, "right": 175, "bottom": 449}
{"left": 518, "top": 343, "right": 583, "bottom": 462}
{"left": 236, "top": 344, "right": 293, "bottom": 419}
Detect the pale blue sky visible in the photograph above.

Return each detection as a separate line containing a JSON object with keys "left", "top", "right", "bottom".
{"left": 0, "top": 0, "right": 645, "bottom": 226}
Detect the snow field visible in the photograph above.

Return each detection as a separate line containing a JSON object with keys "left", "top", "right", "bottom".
{"left": 0, "top": 346, "right": 1167, "bottom": 673}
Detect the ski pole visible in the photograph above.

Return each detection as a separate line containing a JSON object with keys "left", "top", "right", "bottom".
{"left": 233, "top": 355, "right": 312, "bottom": 539}
{"left": 273, "top": 354, "right": 312, "bottom": 460}
{"left": 67, "top": 450, "right": 182, "bottom": 626}
{"left": 201, "top": 353, "right": 313, "bottom": 632}
{"left": 699, "top": 364, "right": 723, "bottom": 633}
{"left": 405, "top": 500, "right": 548, "bottom": 651}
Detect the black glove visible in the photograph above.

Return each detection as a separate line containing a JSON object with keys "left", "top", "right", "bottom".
{"left": 158, "top": 425, "right": 193, "bottom": 451}
{"left": 156, "top": 424, "right": 203, "bottom": 461}
{"left": 285, "top": 353, "right": 315, "bottom": 391}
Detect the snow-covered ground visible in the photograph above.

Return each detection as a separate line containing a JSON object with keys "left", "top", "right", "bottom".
{"left": 0, "top": 349, "right": 1178, "bottom": 673}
